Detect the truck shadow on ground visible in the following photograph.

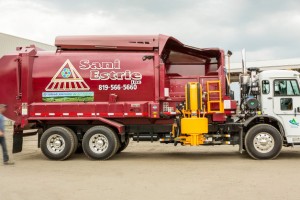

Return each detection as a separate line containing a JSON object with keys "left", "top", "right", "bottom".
{"left": 80, "top": 149, "right": 300, "bottom": 161}
{"left": 112, "top": 151, "right": 245, "bottom": 161}
{"left": 16, "top": 150, "right": 300, "bottom": 162}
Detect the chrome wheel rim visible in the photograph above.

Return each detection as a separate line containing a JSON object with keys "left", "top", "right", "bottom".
{"left": 89, "top": 134, "right": 109, "bottom": 154}
{"left": 46, "top": 134, "right": 65, "bottom": 154}
{"left": 253, "top": 132, "right": 274, "bottom": 153}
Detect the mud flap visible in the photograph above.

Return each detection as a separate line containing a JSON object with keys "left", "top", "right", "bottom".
{"left": 13, "top": 131, "right": 23, "bottom": 153}
{"left": 239, "top": 127, "right": 244, "bottom": 154}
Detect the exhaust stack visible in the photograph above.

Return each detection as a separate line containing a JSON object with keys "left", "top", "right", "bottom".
{"left": 239, "top": 48, "right": 250, "bottom": 112}
{"left": 242, "top": 48, "right": 247, "bottom": 75}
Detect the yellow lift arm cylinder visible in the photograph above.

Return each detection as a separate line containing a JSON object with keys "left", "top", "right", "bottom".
{"left": 185, "top": 82, "right": 202, "bottom": 112}
{"left": 179, "top": 82, "right": 208, "bottom": 146}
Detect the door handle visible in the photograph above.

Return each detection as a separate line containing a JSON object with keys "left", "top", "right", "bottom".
{"left": 297, "top": 107, "right": 300, "bottom": 113}
{"left": 295, "top": 108, "right": 297, "bottom": 117}
{"left": 267, "top": 97, "right": 272, "bottom": 100}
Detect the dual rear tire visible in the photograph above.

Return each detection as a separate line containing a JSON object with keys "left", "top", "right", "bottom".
{"left": 117, "top": 135, "right": 130, "bottom": 154}
{"left": 40, "top": 125, "right": 123, "bottom": 160}
{"left": 40, "top": 126, "right": 77, "bottom": 160}
{"left": 82, "top": 126, "right": 119, "bottom": 160}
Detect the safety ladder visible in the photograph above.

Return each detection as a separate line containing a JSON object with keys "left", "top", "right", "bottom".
{"left": 206, "top": 80, "right": 224, "bottom": 113}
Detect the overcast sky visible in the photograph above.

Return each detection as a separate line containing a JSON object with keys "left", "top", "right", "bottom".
{"left": 0, "top": 0, "right": 299, "bottom": 62}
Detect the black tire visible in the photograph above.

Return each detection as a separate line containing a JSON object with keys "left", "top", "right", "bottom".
{"left": 82, "top": 126, "right": 119, "bottom": 160}
{"left": 40, "top": 126, "right": 75, "bottom": 160}
{"left": 75, "top": 144, "right": 83, "bottom": 154}
{"left": 117, "top": 135, "right": 130, "bottom": 154}
{"left": 65, "top": 127, "right": 79, "bottom": 155}
{"left": 245, "top": 124, "right": 283, "bottom": 160}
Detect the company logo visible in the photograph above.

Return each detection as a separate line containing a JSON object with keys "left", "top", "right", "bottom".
{"left": 45, "top": 59, "right": 90, "bottom": 91}
{"left": 61, "top": 68, "right": 71, "bottom": 78}
{"left": 289, "top": 118, "right": 299, "bottom": 127}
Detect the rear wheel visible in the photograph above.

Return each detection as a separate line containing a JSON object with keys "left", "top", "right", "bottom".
{"left": 65, "top": 127, "right": 78, "bottom": 155}
{"left": 82, "top": 126, "right": 119, "bottom": 160}
{"left": 117, "top": 135, "right": 130, "bottom": 153}
{"left": 40, "top": 126, "right": 75, "bottom": 160}
{"left": 245, "top": 124, "right": 283, "bottom": 160}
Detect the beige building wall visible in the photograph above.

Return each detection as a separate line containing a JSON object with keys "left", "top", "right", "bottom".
{"left": 0, "top": 32, "right": 56, "bottom": 57}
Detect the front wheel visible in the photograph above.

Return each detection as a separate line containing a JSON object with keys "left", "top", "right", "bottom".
{"left": 245, "top": 124, "right": 283, "bottom": 160}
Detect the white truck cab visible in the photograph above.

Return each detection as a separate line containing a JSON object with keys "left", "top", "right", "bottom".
{"left": 259, "top": 70, "right": 300, "bottom": 144}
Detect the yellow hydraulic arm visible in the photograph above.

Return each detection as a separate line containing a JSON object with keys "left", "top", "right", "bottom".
{"left": 174, "top": 82, "right": 208, "bottom": 146}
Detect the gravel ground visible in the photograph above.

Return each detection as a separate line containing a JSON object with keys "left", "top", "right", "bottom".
{"left": 1, "top": 128, "right": 300, "bottom": 200}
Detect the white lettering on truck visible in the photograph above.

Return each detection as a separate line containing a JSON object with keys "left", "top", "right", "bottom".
{"left": 79, "top": 59, "right": 121, "bottom": 70}
{"left": 90, "top": 70, "right": 142, "bottom": 81}
{"left": 79, "top": 59, "right": 142, "bottom": 91}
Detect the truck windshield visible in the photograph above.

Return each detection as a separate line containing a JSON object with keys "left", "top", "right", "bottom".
{"left": 274, "top": 79, "right": 300, "bottom": 96}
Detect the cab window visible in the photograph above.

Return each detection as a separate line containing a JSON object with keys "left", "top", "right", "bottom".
{"left": 262, "top": 80, "right": 270, "bottom": 94}
{"left": 274, "top": 79, "right": 300, "bottom": 96}
{"left": 280, "top": 98, "right": 293, "bottom": 110}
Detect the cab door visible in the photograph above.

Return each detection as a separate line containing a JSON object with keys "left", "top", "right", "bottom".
{"left": 273, "top": 79, "right": 300, "bottom": 142}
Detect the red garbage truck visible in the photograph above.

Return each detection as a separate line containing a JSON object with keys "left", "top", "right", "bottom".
{"left": 1, "top": 34, "right": 297, "bottom": 160}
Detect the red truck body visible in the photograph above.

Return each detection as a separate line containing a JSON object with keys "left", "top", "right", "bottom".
{"left": 0, "top": 35, "right": 233, "bottom": 129}
{"left": 0, "top": 34, "right": 239, "bottom": 159}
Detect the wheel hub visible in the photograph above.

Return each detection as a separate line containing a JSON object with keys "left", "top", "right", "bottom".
{"left": 54, "top": 140, "right": 62, "bottom": 148}
{"left": 96, "top": 139, "right": 104, "bottom": 147}
{"left": 89, "top": 134, "right": 109, "bottom": 154}
{"left": 46, "top": 134, "right": 65, "bottom": 154}
{"left": 253, "top": 132, "right": 274, "bottom": 153}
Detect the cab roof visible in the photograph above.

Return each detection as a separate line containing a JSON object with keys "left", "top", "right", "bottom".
{"left": 259, "top": 70, "right": 300, "bottom": 79}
